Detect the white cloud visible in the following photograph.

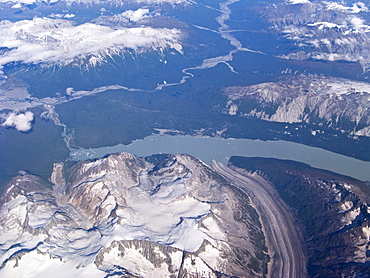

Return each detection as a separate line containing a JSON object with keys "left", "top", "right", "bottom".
{"left": 95, "top": 9, "right": 152, "bottom": 25}
{"left": 350, "top": 16, "right": 365, "bottom": 29}
{"left": 0, "top": 17, "right": 183, "bottom": 69}
{"left": 121, "top": 8, "right": 149, "bottom": 22}
{"left": 2, "top": 111, "right": 34, "bottom": 132}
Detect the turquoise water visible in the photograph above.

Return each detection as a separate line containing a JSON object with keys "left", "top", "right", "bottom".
{"left": 70, "top": 135, "right": 370, "bottom": 181}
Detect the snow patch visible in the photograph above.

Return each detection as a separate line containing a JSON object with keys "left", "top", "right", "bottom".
{"left": 342, "top": 207, "right": 361, "bottom": 226}
{"left": 200, "top": 216, "right": 225, "bottom": 242}
{"left": 0, "top": 250, "right": 105, "bottom": 278}
{"left": 340, "top": 201, "right": 353, "bottom": 212}
{"left": 288, "top": 0, "right": 310, "bottom": 4}
{"left": 228, "top": 103, "right": 238, "bottom": 115}
{"left": 363, "top": 225, "right": 370, "bottom": 240}
{"left": 198, "top": 243, "right": 223, "bottom": 270}
{"left": 82, "top": 159, "right": 107, "bottom": 173}
{"left": 0, "top": 0, "right": 190, "bottom": 6}
{"left": 323, "top": 1, "right": 369, "bottom": 13}
{"left": 28, "top": 205, "right": 56, "bottom": 229}
{"left": 11, "top": 2, "right": 22, "bottom": 8}
{"left": 115, "top": 188, "right": 211, "bottom": 252}
{"left": 308, "top": 22, "right": 344, "bottom": 29}
{"left": 182, "top": 255, "right": 216, "bottom": 277}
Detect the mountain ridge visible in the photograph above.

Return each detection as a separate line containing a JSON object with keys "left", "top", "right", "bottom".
{"left": 0, "top": 152, "right": 269, "bottom": 277}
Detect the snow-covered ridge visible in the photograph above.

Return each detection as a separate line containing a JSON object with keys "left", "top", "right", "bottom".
{"left": 223, "top": 75, "right": 370, "bottom": 136}
{"left": 323, "top": 1, "right": 368, "bottom": 13}
{"left": 0, "top": 16, "right": 183, "bottom": 70}
{"left": 0, "top": 152, "right": 268, "bottom": 277}
{"left": 0, "top": 0, "right": 191, "bottom": 7}
{"left": 267, "top": 1, "right": 370, "bottom": 71}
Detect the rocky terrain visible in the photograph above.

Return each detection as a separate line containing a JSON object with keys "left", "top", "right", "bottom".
{"left": 212, "top": 161, "right": 308, "bottom": 278}
{"left": 229, "top": 156, "right": 370, "bottom": 278}
{"left": 263, "top": 0, "right": 370, "bottom": 72}
{"left": 223, "top": 75, "right": 370, "bottom": 137}
{"left": 0, "top": 152, "right": 269, "bottom": 277}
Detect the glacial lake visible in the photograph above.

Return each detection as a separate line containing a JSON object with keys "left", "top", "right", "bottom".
{"left": 70, "top": 135, "right": 370, "bottom": 181}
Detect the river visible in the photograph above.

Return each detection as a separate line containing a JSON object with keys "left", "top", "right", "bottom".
{"left": 70, "top": 135, "right": 370, "bottom": 181}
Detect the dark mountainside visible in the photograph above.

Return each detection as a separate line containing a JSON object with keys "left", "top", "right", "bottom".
{"left": 229, "top": 156, "right": 370, "bottom": 278}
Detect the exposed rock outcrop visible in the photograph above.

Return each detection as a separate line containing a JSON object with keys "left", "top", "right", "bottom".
{"left": 223, "top": 75, "right": 370, "bottom": 137}
{"left": 229, "top": 156, "right": 370, "bottom": 278}
{"left": 0, "top": 152, "right": 269, "bottom": 277}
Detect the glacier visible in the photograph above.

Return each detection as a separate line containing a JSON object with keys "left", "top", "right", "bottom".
{"left": 0, "top": 152, "right": 269, "bottom": 277}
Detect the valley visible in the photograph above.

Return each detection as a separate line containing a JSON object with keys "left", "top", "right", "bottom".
{"left": 0, "top": 153, "right": 270, "bottom": 277}
{"left": 212, "top": 161, "right": 307, "bottom": 278}
{"left": 0, "top": 0, "right": 369, "bottom": 276}
{"left": 229, "top": 156, "right": 370, "bottom": 277}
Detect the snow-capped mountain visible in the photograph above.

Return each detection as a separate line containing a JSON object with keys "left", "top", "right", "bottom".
{"left": 264, "top": 0, "right": 370, "bottom": 71}
{"left": 223, "top": 75, "right": 370, "bottom": 137}
{"left": 0, "top": 0, "right": 191, "bottom": 8}
{"left": 0, "top": 152, "right": 269, "bottom": 277}
{"left": 0, "top": 16, "right": 183, "bottom": 71}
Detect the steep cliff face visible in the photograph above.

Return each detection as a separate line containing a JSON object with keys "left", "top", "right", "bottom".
{"left": 0, "top": 152, "right": 269, "bottom": 277}
{"left": 223, "top": 75, "right": 370, "bottom": 137}
{"left": 229, "top": 156, "right": 370, "bottom": 278}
